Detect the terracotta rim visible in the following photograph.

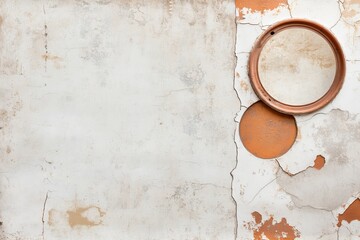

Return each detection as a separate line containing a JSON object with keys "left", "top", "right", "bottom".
{"left": 249, "top": 19, "right": 346, "bottom": 115}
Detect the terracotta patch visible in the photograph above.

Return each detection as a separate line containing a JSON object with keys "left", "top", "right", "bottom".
{"left": 252, "top": 211, "right": 262, "bottom": 224}
{"left": 337, "top": 199, "right": 360, "bottom": 227}
{"left": 236, "top": 0, "right": 287, "bottom": 19}
{"left": 239, "top": 101, "right": 297, "bottom": 159}
{"left": 236, "top": 0, "right": 287, "bottom": 12}
{"left": 250, "top": 213, "right": 300, "bottom": 240}
{"left": 67, "top": 206, "right": 105, "bottom": 228}
{"left": 278, "top": 155, "right": 326, "bottom": 176}
{"left": 313, "top": 155, "right": 325, "bottom": 170}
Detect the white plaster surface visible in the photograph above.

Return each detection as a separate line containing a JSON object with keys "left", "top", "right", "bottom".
{"left": 235, "top": 0, "right": 360, "bottom": 239}
{"left": 0, "top": 1, "right": 238, "bottom": 239}
{"left": 2, "top": 0, "right": 360, "bottom": 239}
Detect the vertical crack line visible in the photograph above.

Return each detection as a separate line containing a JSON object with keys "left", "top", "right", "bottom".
{"left": 41, "top": 192, "right": 49, "bottom": 240}
{"left": 43, "top": 4, "right": 48, "bottom": 72}
{"left": 231, "top": 129, "right": 239, "bottom": 240}
{"left": 233, "top": 6, "right": 245, "bottom": 112}
{"left": 286, "top": 0, "right": 293, "bottom": 18}
{"left": 231, "top": 5, "right": 240, "bottom": 239}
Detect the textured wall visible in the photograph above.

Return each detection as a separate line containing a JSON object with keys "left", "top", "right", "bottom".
{"left": 0, "top": 1, "right": 238, "bottom": 239}
{"left": 2, "top": 0, "right": 360, "bottom": 239}
{"left": 234, "top": 0, "right": 360, "bottom": 239}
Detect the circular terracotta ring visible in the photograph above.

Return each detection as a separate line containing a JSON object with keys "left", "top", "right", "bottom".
{"left": 249, "top": 19, "right": 346, "bottom": 115}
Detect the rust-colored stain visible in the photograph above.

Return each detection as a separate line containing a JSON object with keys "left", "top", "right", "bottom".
{"left": 250, "top": 213, "right": 300, "bottom": 240}
{"left": 337, "top": 198, "right": 360, "bottom": 227}
{"left": 6, "top": 146, "right": 11, "bottom": 154}
{"left": 252, "top": 211, "right": 262, "bottom": 224}
{"left": 239, "top": 101, "right": 297, "bottom": 159}
{"left": 67, "top": 206, "right": 105, "bottom": 228}
{"left": 236, "top": 0, "right": 287, "bottom": 19}
{"left": 313, "top": 155, "right": 325, "bottom": 170}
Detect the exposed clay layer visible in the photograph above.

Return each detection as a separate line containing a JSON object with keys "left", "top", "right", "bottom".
{"left": 337, "top": 199, "right": 360, "bottom": 227}
{"left": 250, "top": 212, "right": 301, "bottom": 240}
{"left": 252, "top": 211, "right": 262, "bottom": 224}
{"left": 236, "top": 0, "right": 287, "bottom": 19}
{"left": 313, "top": 155, "right": 325, "bottom": 170}
{"left": 236, "top": 0, "right": 287, "bottom": 12}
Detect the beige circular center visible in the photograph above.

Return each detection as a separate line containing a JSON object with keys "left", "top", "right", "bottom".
{"left": 258, "top": 28, "right": 336, "bottom": 106}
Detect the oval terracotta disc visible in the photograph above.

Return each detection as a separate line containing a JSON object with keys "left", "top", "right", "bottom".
{"left": 239, "top": 101, "right": 297, "bottom": 159}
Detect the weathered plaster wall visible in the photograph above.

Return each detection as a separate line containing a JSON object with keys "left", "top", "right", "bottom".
{"left": 2, "top": 1, "right": 359, "bottom": 239}
{"left": 0, "top": 1, "right": 238, "bottom": 239}
{"left": 234, "top": 0, "right": 360, "bottom": 239}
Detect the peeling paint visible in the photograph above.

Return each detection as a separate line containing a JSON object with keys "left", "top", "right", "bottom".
{"left": 313, "top": 155, "right": 325, "bottom": 170}
{"left": 251, "top": 211, "right": 262, "bottom": 224}
{"left": 234, "top": 0, "right": 360, "bottom": 238}
{"left": 236, "top": 0, "right": 288, "bottom": 19}
{"left": 248, "top": 213, "right": 301, "bottom": 240}
{"left": 337, "top": 198, "right": 360, "bottom": 227}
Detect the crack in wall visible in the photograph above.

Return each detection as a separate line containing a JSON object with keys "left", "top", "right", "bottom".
{"left": 330, "top": 0, "right": 344, "bottom": 32}
{"left": 231, "top": 3, "right": 243, "bottom": 237}
{"left": 248, "top": 177, "right": 278, "bottom": 204}
{"left": 230, "top": 130, "right": 239, "bottom": 240}
{"left": 286, "top": 0, "right": 293, "bottom": 18}
{"left": 41, "top": 192, "right": 49, "bottom": 240}
{"left": 275, "top": 155, "right": 325, "bottom": 177}
{"left": 43, "top": 3, "right": 48, "bottom": 72}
